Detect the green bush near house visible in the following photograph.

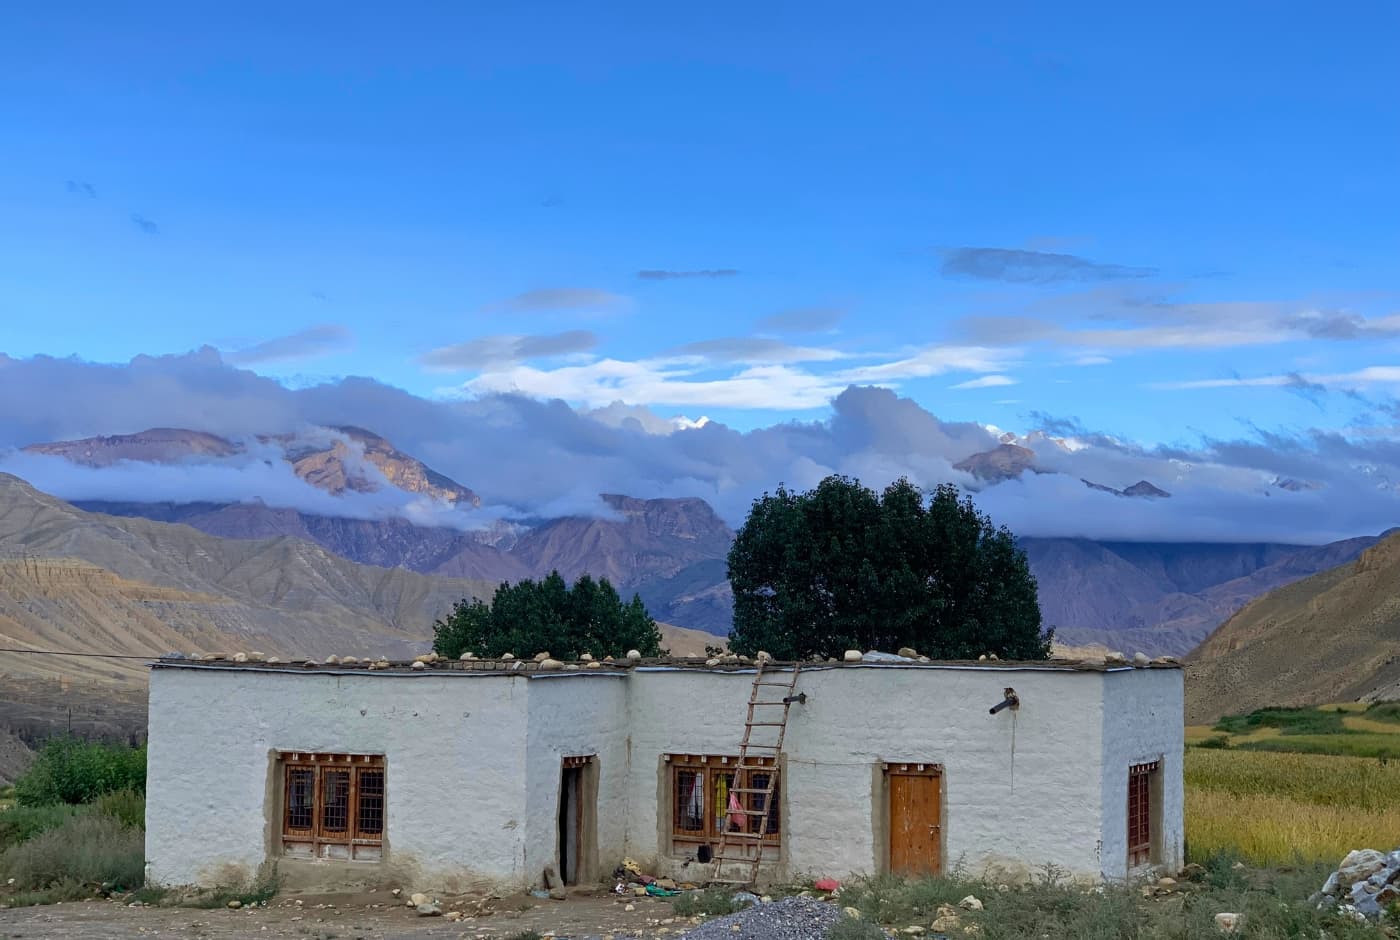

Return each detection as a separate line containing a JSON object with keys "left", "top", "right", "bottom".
{"left": 13, "top": 736, "right": 146, "bottom": 806}
{"left": 92, "top": 788, "right": 146, "bottom": 830}
{"left": 0, "top": 813, "right": 144, "bottom": 892}
{"left": 0, "top": 802, "right": 82, "bottom": 851}
{"left": 184, "top": 874, "right": 279, "bottom": 909}
{"left": 671, "top": 887, "right": 746, "bottom": 917}
{"left": 826, "top": 915, "right": 888, "bottom": 940}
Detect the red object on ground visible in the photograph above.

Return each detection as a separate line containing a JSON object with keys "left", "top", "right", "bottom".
{"left": 814, "top": 878, "right": 840, "bottom": 891}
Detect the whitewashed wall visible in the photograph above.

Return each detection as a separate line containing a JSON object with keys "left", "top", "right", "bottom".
{"left": 146, "top": 662, "right": 1184, "bottom": 892}
{"left": 1099, "top": 667, "right": 1186, "bottom": 879}
{"left": 523, "top": 673, "right": 630, "bottom": 882}
{"left": 145, "top": 667, "right": 532, "bottom": 891}
{"left": 624, "top": 665, "right": 1119, "bottom": 882}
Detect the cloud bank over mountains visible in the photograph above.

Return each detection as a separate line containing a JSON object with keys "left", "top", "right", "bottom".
{"left": 1, "top": 348, "right": 1398, "bottom": 544}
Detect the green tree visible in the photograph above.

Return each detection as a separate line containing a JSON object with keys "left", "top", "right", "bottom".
{"left": 727, "top": 475, "right": 1050, "bottom": 661}
{"left": 432, "top": 571, "right": 663, "bottom": 661}
{"left": 14, "top": 736, "right": 147, "bottom": 807}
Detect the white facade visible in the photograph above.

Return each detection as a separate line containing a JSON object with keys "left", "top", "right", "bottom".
{"left": 145, "top": 659, "right": 1183, "bottom": 892}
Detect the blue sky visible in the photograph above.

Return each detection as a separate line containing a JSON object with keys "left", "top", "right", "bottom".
{"left": 4, "top": 1, "right": 1400, "bottom": 448}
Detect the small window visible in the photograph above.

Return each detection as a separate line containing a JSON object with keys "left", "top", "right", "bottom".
{"left": 279, "top": 753, "right": 385, "bottom": 861}
{"left": 1128, "top": 760, "right": 1159, "bottom": 867}
{"left": 667, "top": 754, "right": 780, "bottom": 853}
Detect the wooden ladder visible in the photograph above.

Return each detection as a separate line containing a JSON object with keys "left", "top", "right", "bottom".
{"left": 710, "top": 660, "right": 804, "bottom": 885}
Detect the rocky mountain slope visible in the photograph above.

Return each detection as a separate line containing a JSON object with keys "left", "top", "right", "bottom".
{"left": 0, "top": 476, "right": 718, "bottom": 740}
{"left": 27, "top": 426, "right": 478, "bottom": 505}
{"left": 1185, "top": 531, "right": 1400, "bottom": 723}
{"left": 1024, "top": 536, "right": 1381, "bottom": 656}
{"left": 22, "top": 426, "right": 1382, "bottom": 651}
{"left": 79, "top": 492, "right": 737, "bottom": 631}
{"left": 0, "top": 473, "right": 492, "bottom": 664}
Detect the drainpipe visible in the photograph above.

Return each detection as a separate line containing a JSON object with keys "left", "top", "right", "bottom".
{"left": 989, "top": 687, "right": 1019, "bottom": 715}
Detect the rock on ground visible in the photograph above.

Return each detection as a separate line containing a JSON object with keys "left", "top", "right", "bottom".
{"left": 675, "top": 896, "right": 843, "bottom": 940}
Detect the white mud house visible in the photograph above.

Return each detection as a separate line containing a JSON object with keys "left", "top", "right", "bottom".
{"left": 144, "top": 654, "right": 1183, "bottom": 893}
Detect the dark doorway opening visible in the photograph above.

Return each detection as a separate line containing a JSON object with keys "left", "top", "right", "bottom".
{"left": 558, "top": 755, "right": 595, "bottom": 886}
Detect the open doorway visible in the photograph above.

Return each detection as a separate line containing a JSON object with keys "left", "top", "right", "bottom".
{"left": 558, "top": 755, "right": 596, "bottom": 885}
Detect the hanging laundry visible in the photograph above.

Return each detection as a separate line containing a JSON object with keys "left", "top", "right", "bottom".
{"left": 686, "top": 771, "right": 705, "bottom": 827}
{"left": 728, "top": 790, "right": 746, "bottom": 832}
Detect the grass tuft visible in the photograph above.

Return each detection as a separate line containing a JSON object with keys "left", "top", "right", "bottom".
{"left": 826, "top": 915, "right": 888, "bottom": 939}
{"left": 671, "top": 887, "right": 746, "bottom": 917}
{"left": 92, "top": 788, "right": 145, "bottom": 830}
{"left": 184, "top": 874, "right": 279, "bottom": 909}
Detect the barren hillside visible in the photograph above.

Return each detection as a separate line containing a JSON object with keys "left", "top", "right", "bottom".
{"left": 1185, "top": 531, "right": 1400, "bottom": 723}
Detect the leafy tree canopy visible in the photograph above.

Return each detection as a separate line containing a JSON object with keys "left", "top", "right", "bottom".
{"left": 432, "top": 571, "right": 663, "bottom": 661}
{"left": 727, "top": 475, "right": 1050, "bottom": 661}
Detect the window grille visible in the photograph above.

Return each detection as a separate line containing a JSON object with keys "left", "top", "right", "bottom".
{"left": 665, "top": 754, "right": 780, "bottom": 851}
{"left": 1128, "top": 760, "right": 1159, "bottom": 867}
{"left": 278, "top": 753, "right": 385, "bottom": 860}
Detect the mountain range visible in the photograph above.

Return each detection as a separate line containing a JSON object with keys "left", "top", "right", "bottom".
{"left": 0, "top": 473, "right": 719, "bottom": 748}
{"left": 15, "top": 426, "right": 1388, "bottom": 657}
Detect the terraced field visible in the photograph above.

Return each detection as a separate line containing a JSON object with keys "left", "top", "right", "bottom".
{"left": 1185, "top": 702, "right": 1400, "bottom": 864}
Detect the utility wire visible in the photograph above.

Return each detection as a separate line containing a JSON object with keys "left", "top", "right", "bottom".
{"left": 0, "top": 646, "right": 167, "bottom": 661}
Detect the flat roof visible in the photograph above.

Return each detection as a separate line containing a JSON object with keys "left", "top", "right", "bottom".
{"left": 149, "top": 652, "right": 1180, "bottom": 677}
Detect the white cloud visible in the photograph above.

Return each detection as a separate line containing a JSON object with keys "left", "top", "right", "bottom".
{"left": 835, "top": 345, "right": 1020, "bottom": 382}
{"left": 1071, "top": 355, "right": 1112, "bottom": 366}
{"left": 950, "top": 374, "right": 1017, "bottom": 390}
{"left": 447, "top": 343, "right": 1017, "bottom": 411}
{"left": 462, "top": 359, "right": 850, "bottom": 410}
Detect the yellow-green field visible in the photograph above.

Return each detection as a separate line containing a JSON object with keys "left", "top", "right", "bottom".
{"left": 1187, "top": 708, "right": 1400, "bottom": 862}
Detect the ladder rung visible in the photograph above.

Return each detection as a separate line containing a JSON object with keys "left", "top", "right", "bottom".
{"left": 751, "top": 701, "right": 789, "bottom": 706}
{"left": 713, "top": 853, "right": 773, "bottom": 861}
{"left": 739, "top": 743, "right": 781, "bottom": 749}
{"left": 722, "top": 832, "right": 769, "bottom": 840}
{"left": 754, "top": 681, "right": 794, "bottom": 687}
{"left": 746, "top": 721, "right": 785, "bottom": 727}
{"left": 728, "top": 788, "right": 776, "bottom": 795}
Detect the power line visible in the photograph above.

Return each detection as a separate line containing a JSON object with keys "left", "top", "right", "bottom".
{"left": 0, "top": 646, "right": 166, "bottom": 661}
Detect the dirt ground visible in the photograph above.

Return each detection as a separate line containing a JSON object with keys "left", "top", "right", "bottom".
{"left": 0, "top": 889, "right": 697, "bottom": 940}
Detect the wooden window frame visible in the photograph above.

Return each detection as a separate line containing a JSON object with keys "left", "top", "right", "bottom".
{"left": 1127, "top": 760, "right": 1159, "bottom": 868}
{"left": 665, "top": 754, "right": 780, "bottom": 853}
{"left": 279, "top": 752, "right": 385, "bottom": 859}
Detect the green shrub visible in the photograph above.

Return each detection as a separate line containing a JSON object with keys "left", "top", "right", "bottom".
{"left": 0, "top": 802, "right": 82, "bottom": 850}
{"left": 129, "top": 884, "right": 170, "bottom": 905}
{"left": 186, "top": 874, "right": 279, "bottom": 909}
{"left": 826, "top": 915, "right": 888, "bottom": 940}
{"left": 1195, "top": 734, "right": 1232, "bottom": 749}
{"left": 670, "top": 888, "right": 746, "bottom": 917}
{"left": 1363, "top": 701, "right": 1400, "bottom": 723}
{"left": 1214, "top": 707, "right": 1345, "bottom": 737}
{"left": 0, "top": 813, "right": 144, "bottom": 891}
{"left": 3, "top": 878, "right": 97, "bottom": 906}
{"left": 93, "top": 788, "right": 146, "bottom": 829}
{"left": 13, "top": 736, "right": 146, "bottom": 806}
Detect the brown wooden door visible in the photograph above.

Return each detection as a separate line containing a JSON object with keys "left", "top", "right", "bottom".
{"left": 888, "top": 767, "right": 942, "bottom": 876}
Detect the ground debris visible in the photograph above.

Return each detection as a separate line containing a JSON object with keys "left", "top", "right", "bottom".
{"left": 674, "top": 895, "right": 843, "bottom": 939}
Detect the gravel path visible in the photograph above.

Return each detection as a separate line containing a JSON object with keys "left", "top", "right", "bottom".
{"left": 0, "top": 893, "right": 686, "bottom": 939}
{"left": 675, "top": 896, "right": 845, "bottom": 940}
